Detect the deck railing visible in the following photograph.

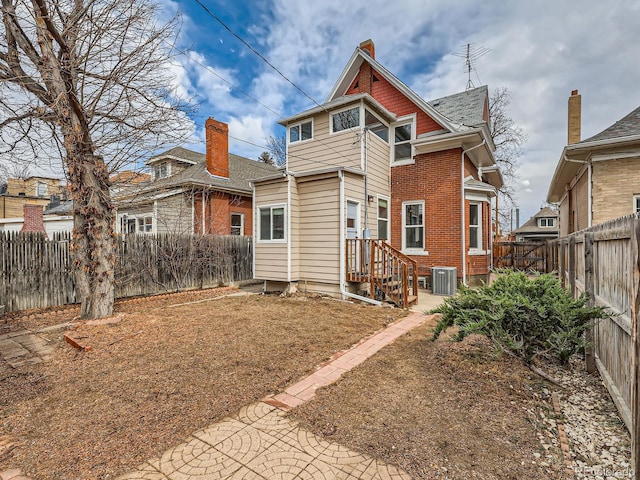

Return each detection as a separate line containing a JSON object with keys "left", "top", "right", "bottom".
{"left": 345, "top": 238, "right": 418, "bottom": 308}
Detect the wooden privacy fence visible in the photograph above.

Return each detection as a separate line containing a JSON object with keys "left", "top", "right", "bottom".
{"left": 548, "top": 215, "right": 640, "bottom": 473}
{"left": 492, "top": 241, "right": 547, "bottom": 272}
{"left": 0, "top": 231, "right": 253, "bottom": 312}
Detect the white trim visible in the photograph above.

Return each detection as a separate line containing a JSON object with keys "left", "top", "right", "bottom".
{"left": 152, "top": 200, "right": 158, "bottom": 234}
{"left": 465, "top": 192, "right": 492, "bottom": 202}
{"left": 288, "top": 118, "right": 314, "bottom": 145}
{"left": 346, "top": 198, "right": 361, "bottom": 238}
{"left": 468, "top": 202, "right": 482, "bottom": 252}
{"left": 634, "top": 194, "right": 640, "bottom": 214}
{"left": 287, "top": 176, "right": 292, "bottom": 282}
{"left": 339, "top": 171, "right": 346, "bottom": 296}
{"left": 251, "top": 182, "right": 256, "bottom": 278}
{"left": 330, "top": 104, "right": 361, "bottom": 135}
{"left": 401, "top": 200, "right": 425, "bottom": 254}
{"left": 390, "top": 114, "right": 416, "bottom": 165}
{"left": 230, "top": 212, "right": 244, "bottom": 236}
{"left": 591, "top": 151, "right": 640, "bottom": 162}
{"left": 376, "top": 194, "right": 390, "bottom": 240}
{"left": 257, "top": 203, "right": 287, "bottom": 244}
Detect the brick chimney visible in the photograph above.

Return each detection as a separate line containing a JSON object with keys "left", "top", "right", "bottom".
{"left": 21, "top": 204, "right": 47, "bottom": 237}
{"left": 568, "top": 89, "right": 581, "bottom": 145}
{"left": 359, "top": 39, "right": 375, "bottom": 59}
{"left": 205, "top": 117, "right": 229, "bottom": 179}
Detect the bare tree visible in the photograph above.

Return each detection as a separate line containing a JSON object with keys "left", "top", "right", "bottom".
{"left": 258, "top": 151, "right": 276, "bottom": 166}
{"left": 489, "top": 86, "right": 527, "bottom": 232}
{"left": 0, "top": 0, "right": 193, "bottom": 318}
{"left": 265, "top": 133, "right": 286, "bottom": 166}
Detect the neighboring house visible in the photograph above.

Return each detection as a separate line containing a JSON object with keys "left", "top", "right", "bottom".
{"left": 547, "top": 91, "right": 640, "bottom": 236}
{"left": 510, "top": 207, "right": 559, "bottom": 242}
{"left": 252, "top": 39, "right": 502, "bottom": 305}
{"left": 114, "top": 117, "right": 279, "bottom": 236}
{"left": 0, "top": 204, "right": 73, "bottom": 236}
{"left": 0, "top": 176, "right": 64, "bottom": 219}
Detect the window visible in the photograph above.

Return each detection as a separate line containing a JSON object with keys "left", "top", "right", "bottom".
{"left": 539, "top": 217, "right": 555, "bottom": 227}
{"left": 137, "top": 216, "right": 153, "bottom": 233}
{"left": 36, "top": 182, "right": 48, "bottom": 197}
{"left": 289, "top": 120, "right": 312, "bottom": 143}
{"left": 634, "top": 195, "right": 640, "bottom": 214}
{"left": 365, "top": 109, "right": 388, "bottom": 142}
{"left": 154, "top": 162, "right": 169, "bottom": 180}
{"left": 469, "top": 203, "right": 481, "bottom": 250}
{"left": 230, "top": 213, "right": 244, "bottom": 236}
{"left": 402, "top": 201, "right": 424, "bottom": 250}
{"left": 377, "top": 197, "right": 389, "bottom": 240}
{"left": 332, "top": 107, "right": 360, "bottom": 133}
{"left": 259, "top": 205, "right": 285, "bottom": 241}
{"left": 393, "top": 122, "right": 412, "bottom": 162}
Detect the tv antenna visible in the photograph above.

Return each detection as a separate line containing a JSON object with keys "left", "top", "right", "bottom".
{"left": 453, "top": 43, "right": 490, "bottom": 90}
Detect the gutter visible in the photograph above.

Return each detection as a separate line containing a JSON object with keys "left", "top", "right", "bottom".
{"left": 461, "top": 140, "right": 486, "bottom": 287}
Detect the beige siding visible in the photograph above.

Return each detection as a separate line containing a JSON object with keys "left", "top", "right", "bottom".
{"left": 288, "top": 112, "right": 361, "bottom": 173}
{"left": 592, "top": 156, "right": 640, "bottom": 225}
{"left": 289, "top": 179, "right": 299, "bottom": 280}
{"left": 298, "top": 176, "right": 341, "bottom": 284}
{"left": 559, "top": 195, "right": 570, "bottom": 237}
{"left": 156, "top": 194, "right": 192, "bottom": 234}
{"left": 254, "top": 179, "right": 289, "bottom": 281}
{"left": 364, "top": 133, "right": 392, "bottom": 237}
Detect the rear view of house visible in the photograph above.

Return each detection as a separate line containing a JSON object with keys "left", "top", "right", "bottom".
{"left": 252, "top": 40, "right": 502, "bottom": 306}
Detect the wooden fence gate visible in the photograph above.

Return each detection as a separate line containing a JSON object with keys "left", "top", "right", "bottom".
{"left": 492, "top": 241, "right": 547, "bottom": 272}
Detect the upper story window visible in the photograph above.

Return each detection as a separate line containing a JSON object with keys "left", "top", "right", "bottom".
{"left": 392, "top": 121, "right": 413, "bottom": 163}
{"left": 331, "top": 107, "right": 360, "bottom": 133}
{"left": 153, "top": 162, "right": 170, "bottom": 180}
{"left": 365, "top": 109, "right": 388, "bottom": 142}
{"left": 289, "top": 120, "right": 313, "bottom": 143}
{"left": 36, "top": 182, "right": 48, "bottom": 197}
{"left": 538, "top": 217, "right": 555, "bottom": 228}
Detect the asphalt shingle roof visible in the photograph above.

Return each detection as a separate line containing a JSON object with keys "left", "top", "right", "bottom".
{"left": 428, "top": 85, "right": 488, "bottom": 127}
{"left": 581, "top": 106, "right": 640, "bottom": 143}
{"left": 512, "top": 207, "right": 558, "bottom": 234}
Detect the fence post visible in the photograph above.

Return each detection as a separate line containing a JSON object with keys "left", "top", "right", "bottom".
{"left": 584, "top": 232, "right": 596, "bottom": 373}
{"left": 630, "top": 217, "right": 640, "bottom": 475}
{"left": 560, "top": 241, "right": 566, "bottom": 288}
{"left": 568, "top": 236, "right": 576, "bottom": 297}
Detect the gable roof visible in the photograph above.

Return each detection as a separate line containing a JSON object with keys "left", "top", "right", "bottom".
{"left": 147, "top": 146, "right": 201, "bottom": 165}
{"left": 115, "top": 148, "right": 279, "bottom": 203}
{"left": 326, "top": 46, "right": 459, "bottom": 133}
{"left": 580, "top": 105, "right": 640, "bottom": 143}
{"left": 428, "top": 86, "right": 488, "bottom": 127}
{"left": 512, "top": 207, "right": 558, "bottom": 234}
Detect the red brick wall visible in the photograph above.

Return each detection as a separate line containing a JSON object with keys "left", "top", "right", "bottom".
{"left": 21, "top": 204, "right": 47, "bottom": 236}
{"left": 194, "top": 191, "right": 252, "bottom": 235}
{"left": 391, "top": 149, "right": 463, "bottom": 277}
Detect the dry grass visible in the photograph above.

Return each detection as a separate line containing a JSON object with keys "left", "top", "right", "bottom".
{"left": 0, "top": 288, "right": 405, "bottom": 479}
{"left": 292, "top": 317, "right": 569, "bottom": 480}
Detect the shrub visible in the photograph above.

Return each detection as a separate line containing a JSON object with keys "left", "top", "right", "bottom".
{"left": 430, "top": 270, "right": 609, "bottom": 365}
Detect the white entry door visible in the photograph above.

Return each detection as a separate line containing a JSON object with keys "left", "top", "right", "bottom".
{"left": 346, "top": 201, "right": 359, "bottom": 239}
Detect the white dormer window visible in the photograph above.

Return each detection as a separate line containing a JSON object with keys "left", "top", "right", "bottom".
{"left": 154, "top": 162, "right": 170, "bottom": 180}
{"left": 289, "top": 120, "right": 313, "bottom": 143}
{"left": 539, "top": 218, "right": 555, "bottom": 228}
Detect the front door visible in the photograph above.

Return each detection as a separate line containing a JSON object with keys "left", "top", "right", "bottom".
{"left": 346, "top": 201, "right": 359, "bottom": 238}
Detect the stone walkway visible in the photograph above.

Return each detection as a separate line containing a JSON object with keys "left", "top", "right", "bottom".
{"left": 115, "top": 310, "right": 431, "bottom": 480}
{"left": 0, "top": 329, "right": 56, "bottom": 368}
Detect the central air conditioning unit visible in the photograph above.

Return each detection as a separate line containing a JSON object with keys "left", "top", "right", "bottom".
{"left": 431, "top": 267, "right": 457, "bottom": 296}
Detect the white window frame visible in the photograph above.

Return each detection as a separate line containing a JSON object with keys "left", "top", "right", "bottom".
{"left": 289, "top": 119, "right": 313, "bottom": 144}
{"left": 36, "top": 181, "right": 48, "bottom": 197}
{"left": 377, "top": 195, "right": 389, "bottom": 240}
{"left": 137, "top": 216, "right": 153, "bottom": 233}
{"left": 469, "top": 203, "right": 482, "bottom": 252}
{"left": 230, "top": 212, "right": 244, "bottom": 236}
{"left": 538, "top": 217, "right": 555, "bottom": 228}
{"left": 257, "top": 204, "right": 286, "bottom": 243}
{"left": 154, "top": 161, "right": 170, "bottom": 180}
{"left": 390, "top": 114, "right": 416, "bottom": 166}
{"left": 633, "top": 195, "right": 640, "bottom": 214}
{"left": 330, "top": 105, "right": 361, "bottom": 134}
{"left": 401, "top": 200, "right": 426, "bottom": 254}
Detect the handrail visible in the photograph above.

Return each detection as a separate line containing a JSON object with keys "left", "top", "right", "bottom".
{"left": 379, "top": 240, "right": 417, "bottom": 267}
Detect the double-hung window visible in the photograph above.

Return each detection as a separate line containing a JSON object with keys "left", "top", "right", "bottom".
{"left": 539, "top": 217, "right": 555, "bottom": 227}
{"left": 392, "top": 121, "right": 413, "bottom": 163}
{"left": 289, "top": 120, "right": 312, "bottom": 143}
{"left": 230, "top": 213, "right": 244, "bottom": 236}
{"left": 259, "top": 205, "right": 285, "bottom": 241}
{"left": 331, "top": 107, "right": 360, "bottom": 133}
{"left": 402, "top": 201, "right": 424, "bottom": 251}
{"left": 377, "top": 197, "right": 389, "bottom": 240}
{"left": 469, "top": 203, "right": 481, "bottom": 250}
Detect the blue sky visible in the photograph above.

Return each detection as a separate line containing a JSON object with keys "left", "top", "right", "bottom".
{"left": 160, "top": 0, "right": 640, "bottom": 226}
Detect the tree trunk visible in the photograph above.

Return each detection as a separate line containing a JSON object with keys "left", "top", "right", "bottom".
{"left": 67, "top": 146, "right": 116, "bottom": 319}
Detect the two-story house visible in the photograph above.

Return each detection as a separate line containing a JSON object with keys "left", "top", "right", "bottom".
{"left": 0, "top": 176, "right": 64, "bottom": 219}
{"left": 510, "top": 207, "right": 559, "bottom": 242}
{"left": 547, "top": 91, "right": 640, "bottom": 236}
{"left": 114, "top": 117, "right": 279, "bottom": 236}
{"left": 252, "top": 40, "right": 502, "bottom": 306}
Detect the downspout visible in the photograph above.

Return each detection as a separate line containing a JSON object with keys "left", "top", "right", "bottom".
{"left": 287, "top": 173, "right": 291, "bottom": 283}
{"left": 588, "top": 160, "right": 592, "bottom": 227}
{"left": 191, "top": 192, "right": 195, "bottom": 234}
{"left": 250, "top": 181, "right": 255, "bottom": 281}
{"left": 461, "top": 140, "right": 486, "bottom": 287}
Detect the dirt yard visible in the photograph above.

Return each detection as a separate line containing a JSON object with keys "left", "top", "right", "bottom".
{"left": 0, "top": 288, "right": 405, "bottom": 479}
{"left": 292, "top": 317, "right": 570, "bottom": 480}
